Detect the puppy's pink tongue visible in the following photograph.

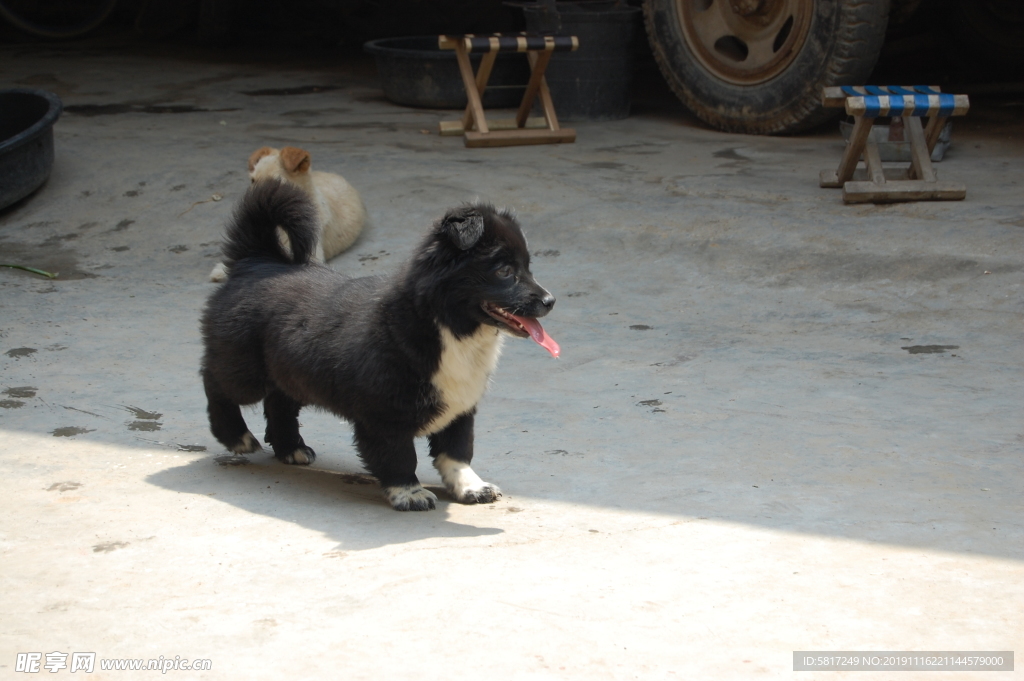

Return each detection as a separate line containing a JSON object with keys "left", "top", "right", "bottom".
{"left": 511, "top": 314, "right": 560, "bottom": 358}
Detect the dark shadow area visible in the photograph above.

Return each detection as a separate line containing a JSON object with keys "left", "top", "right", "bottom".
{"left": 0, "top": 0, "right": 527, "bottom": 52}
{"left": 871, "top": 0, "right": 1024, "bottom": 90}
{"left": 145, "top": 452, "right": 503, "bottom": 550}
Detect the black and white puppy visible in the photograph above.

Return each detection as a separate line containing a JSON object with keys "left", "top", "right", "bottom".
{"left": 200, "top": 180, "right": 558, "bottom": 511}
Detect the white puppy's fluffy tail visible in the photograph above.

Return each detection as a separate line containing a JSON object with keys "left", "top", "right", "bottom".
{"left": 222, "top": 179, "right": 319, "bottom": 266}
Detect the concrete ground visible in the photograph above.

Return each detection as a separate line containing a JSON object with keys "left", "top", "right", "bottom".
{"left": 1, "top": 35, "right": 1022, "bottom": 681}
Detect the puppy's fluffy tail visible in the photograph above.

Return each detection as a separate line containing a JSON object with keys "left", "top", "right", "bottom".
{"left": 222, "top": 179, "right": 318, "bottom": 266}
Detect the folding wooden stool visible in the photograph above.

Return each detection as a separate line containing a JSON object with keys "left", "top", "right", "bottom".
{"left": 438, "top": 34, "right": 578, "bottom": 148}
{"left": 819, "top": 85, "right": 970, "bottom": 203}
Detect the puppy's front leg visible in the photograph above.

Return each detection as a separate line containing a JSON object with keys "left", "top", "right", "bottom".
{"left": 354, "top": 423, "right": 436, "bottom": 511}
{"left": 429, "top": 412, "right": 501, "bottom": 504}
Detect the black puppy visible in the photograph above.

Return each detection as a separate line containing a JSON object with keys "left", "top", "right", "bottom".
{"left": 201, "top": 180, "right": 558, "bottom": 511}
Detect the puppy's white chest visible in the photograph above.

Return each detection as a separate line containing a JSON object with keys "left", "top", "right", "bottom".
{"left": 419, "top": 325, "right": 503, "bottom": 436}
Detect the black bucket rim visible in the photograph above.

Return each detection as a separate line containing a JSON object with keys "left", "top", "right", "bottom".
{"left": 363, "top": 36, "right": 463, "bottom": 59}
{"left": 0, "top": 88, "right": 63, "bottom": 154}
{"left": 513, "top": 1, "right": 641, "bottom": 16}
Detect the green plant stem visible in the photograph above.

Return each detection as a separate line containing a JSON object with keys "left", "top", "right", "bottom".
{"left": 1, "top": 264, "right": 58, "bottom": 279}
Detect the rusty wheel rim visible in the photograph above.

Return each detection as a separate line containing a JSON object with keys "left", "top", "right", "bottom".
{"left": 679, "top": 0, "right": 814, "bottom": 85}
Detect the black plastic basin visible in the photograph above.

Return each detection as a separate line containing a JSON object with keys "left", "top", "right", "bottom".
{"left": 364, "top": 36, "right": 531, "bottom": 109}
{"left": 0, "top": 89, "right": 62, "bottom": 211}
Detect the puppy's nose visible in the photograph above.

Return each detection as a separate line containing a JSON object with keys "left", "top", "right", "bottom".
{"left": 540, "top": 293, "right": 555, "bottom": 310}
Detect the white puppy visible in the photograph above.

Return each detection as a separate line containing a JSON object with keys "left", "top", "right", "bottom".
{"left": 209, "top": 146, "right": 366, "bottom": 282}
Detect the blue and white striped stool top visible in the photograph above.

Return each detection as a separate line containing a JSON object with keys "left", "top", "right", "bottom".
{"left": 839, "top": 86, "right": 969, "bottom": 118}
{"left": 840, "top": 85, "right": 942, "bottom": 96}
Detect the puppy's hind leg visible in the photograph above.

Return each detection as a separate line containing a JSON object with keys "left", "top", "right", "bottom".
{"left": 429, "top": 412, "right": 501, "bottom": 504}
{"left": 263, "top": 389, "right": 316, "bottom": 465}
{"left": 353, "top": 423, "right": 436, "bottom": 511}
{"left": 203, "top": 368, "right": 261, "bottom": 454}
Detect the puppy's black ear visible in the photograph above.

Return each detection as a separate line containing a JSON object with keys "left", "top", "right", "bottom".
{"left": 439, "top": 208, "right": 485, "bottom": 250}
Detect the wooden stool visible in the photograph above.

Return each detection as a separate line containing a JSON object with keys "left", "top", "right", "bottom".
{"left": 438, "top": 34, "right": 578, "bottom": 148}
{"left": 820, "top": 85, "right": 970, "bottom": 203}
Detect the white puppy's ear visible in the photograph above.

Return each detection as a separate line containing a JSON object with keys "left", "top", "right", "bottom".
{"left": 248, "top": 146, "right": 275, "bottom": 172}
{"left": 280, "top": 147, "right": 311, "bottom": 174}
{"left": 439, "top": 207, "right": 484, "bottom": 250}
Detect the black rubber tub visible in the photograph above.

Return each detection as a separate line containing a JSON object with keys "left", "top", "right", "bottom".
{"left": 364, "top": 36, "right": 531, "bottom": 109}
{"left": 0, "top": 89, "right": 62, "bottom": 211}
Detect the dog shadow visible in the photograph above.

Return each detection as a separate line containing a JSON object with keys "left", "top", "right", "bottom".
{"left": 145, "top": 453, "right": 503, "bottom": 551}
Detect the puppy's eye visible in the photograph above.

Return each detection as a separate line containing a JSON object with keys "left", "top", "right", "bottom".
{"left": 495, "top": 265, "right": 514, "bottom": 279}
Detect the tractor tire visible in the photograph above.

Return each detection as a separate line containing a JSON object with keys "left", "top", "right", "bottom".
{"left": 644, "top": 0, "right": 891, "bottom": 135}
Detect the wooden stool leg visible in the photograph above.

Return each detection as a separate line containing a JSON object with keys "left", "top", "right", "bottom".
{"left": 863, "top": 138, "right": 885, "bottom": 185}
{"left": 461, "top": 50, "right": 497, "bottom": 132}
{"left": 516, "top": 50, "right": 553, "bottom": 128}
{"left": 454, "top": 42, "right": 489, "bottom": 134}
{"left": 820, "top": 115, "right": 873, "bottom": 187}
{"left": 923, "top": 115, "right": 947, "bottom": 158}
{"left": 527, "top": 51, "right": 561, "bottom": 132}
{"left": 905, "top": 116, "right": 936, "bottom": 182}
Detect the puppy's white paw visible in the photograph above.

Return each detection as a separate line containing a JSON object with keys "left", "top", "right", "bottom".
{"left": 384, "top": 484, "right": 437, "bottom": 512}
{"left": 278, "top": 446, "right": 316, "bottom": 465}
{"left": 230, "top": 431, "right": 262, "bottom": 454}
{"left": 209, "top": 262, "right": 228, "bottom": 282}
{"left": 434, "top": 454, "right": 501, "bottom": 504}
{"left": 454, "top": 481, "right": 501, "bottom": 504}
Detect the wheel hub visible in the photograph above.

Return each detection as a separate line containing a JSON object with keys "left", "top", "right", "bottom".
{"left": 680, "top": 0, "right": 813, "bottom": 85}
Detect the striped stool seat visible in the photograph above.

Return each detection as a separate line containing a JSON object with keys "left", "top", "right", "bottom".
{"left": 438, "top": 33, "right": 578, "bottom": 148}
{"left": 820, "top": 85, "right": 970, "bottom": 203}
{"left": 829, "top": 85, "right": 970, "bottom": 118}
{"left": 447, "top": 34, "right": 578, "bottom": 54}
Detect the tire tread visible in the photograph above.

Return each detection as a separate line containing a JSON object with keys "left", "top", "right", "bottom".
{"left": 643, "top": 0, "right": 890, "bottom": 134}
